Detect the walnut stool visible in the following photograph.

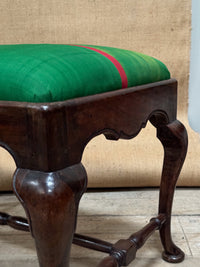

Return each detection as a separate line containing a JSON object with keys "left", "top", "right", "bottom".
{"left": 0, "top": 44, "right": 188, "bottom": 267}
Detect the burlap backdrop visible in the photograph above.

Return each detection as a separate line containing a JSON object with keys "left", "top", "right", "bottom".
{"left": 0, "top": 0, "right": 197, "bottom": 190}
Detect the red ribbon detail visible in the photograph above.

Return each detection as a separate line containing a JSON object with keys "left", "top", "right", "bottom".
{"left": 72, "top": 45, "right": 128, "bottom": 89}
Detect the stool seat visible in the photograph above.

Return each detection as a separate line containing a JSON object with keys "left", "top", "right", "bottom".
{"left": 0, "top": 44, "right": 170, "bottom": 102}
{"left": 0, "top": 43, "right": 188, "bottom": 267}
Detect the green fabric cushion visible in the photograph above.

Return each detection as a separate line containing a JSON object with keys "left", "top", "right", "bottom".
{"left": 0, "top": 44, "right": 170, "bottom": 103}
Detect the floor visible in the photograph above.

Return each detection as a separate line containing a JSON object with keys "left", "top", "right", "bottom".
{"left": 0, "top": 188, "right": 199, "bottom": 267}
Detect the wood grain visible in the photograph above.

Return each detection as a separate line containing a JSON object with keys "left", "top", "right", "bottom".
{"left": 0, "top": 79, "right": 187, "bottom": 266}
{"left": 0, "top": 189, "right": 199, "bottom": 266}
{"left": 0, "top": 0, "right": 192, "bottom": 192}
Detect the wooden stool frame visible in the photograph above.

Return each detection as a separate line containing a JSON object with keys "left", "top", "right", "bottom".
{"left": 0, "top": 78, "right": 188, "bottom": 267}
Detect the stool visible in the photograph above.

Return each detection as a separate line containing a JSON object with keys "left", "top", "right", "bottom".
{"left": 0, "top": 44, "right": 188, "bottom": 267}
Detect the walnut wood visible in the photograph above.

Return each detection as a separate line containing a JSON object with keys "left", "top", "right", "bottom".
{"left": 0, "top": 79, "right": 176, "bottom": 171}
{"left": 0, "top": 79, "right": 187, "bottom": 266}
{"left": 97, "top": 256, "right": 119, "bottom": 267}
{"left": 98, "top": 214, "right": 166, "bottom": 267}
{"left": 129, "top": 214, "right": 166, "bottom": 249}
{"left": 0, "top": 210, "right": 165, "bottom": 262}
{"left": 13, "top": 163, "right": 87, "bottom": 267}
{"left": 73, "top": 233, "right": 113, "bottom": 253}
{"left": 0, "top": 212, "right": 114, "bottom": 254}
{"left": 0, "top": 211, "right": 113, "bottom": 254}
{"left": 156, "top": 120, "right": 188, "bottom": 263}
{"left": 0, "top": 212, "right": 29, "bottom": 231}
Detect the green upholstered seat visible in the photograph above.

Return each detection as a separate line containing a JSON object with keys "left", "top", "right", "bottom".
{"left": 0, "top": 44, "right": 170, "bottom": 103}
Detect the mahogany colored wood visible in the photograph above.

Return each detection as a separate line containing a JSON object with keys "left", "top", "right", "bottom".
{"left": 13, "top": 164, "right": 87, "bottom": 267}
{"left": 97, "top": 256, "right": 119, "bottom": 267}
{"left": 0, "top": 78, "right": 188, "bottom": 266}
{"left": 98, "top": 214, "right": 166, "bottom": 267}
{"left": 0, "top": 211, "right": 29, "bottom": 231}
{"left": 156, "top": 120, "right": 188, "bottom": 263}
{"left": 73, "top": 233, "right": 113, "bottom": 253}
{"left": 0, "top": 79, "right": 176, "bottom": 171}
{"left": 0, "top": 212, "right": 113, "bottom": 253}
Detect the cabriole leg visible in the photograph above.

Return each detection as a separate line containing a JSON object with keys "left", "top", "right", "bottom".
{"left": 13, "top": 163, "right": 87, "bottom": 267}
{"left": 157, "top": 120, "right": 188, "bottom": 263}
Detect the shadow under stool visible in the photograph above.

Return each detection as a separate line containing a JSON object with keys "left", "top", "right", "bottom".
{"left": 0, "top": 44, "right": 188, "bottom": 267}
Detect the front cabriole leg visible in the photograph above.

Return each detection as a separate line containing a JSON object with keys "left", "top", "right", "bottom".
{"left": 13, "top": 163, "right": 87, "bottom": 267}
{"left": 157, "top": 120, "right": 188, "bottom": 263}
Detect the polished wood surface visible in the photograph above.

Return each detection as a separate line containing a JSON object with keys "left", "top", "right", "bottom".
{"left": 13, "top": 164, "right": 87, "bottom": 267}
{"left": 0, "top": 79, "right": 177, "bottom": 171}
{"left": 0, "top": 189, "right": 199, "bottom": 267}
{"left": 157, "top": 121, "right": 188, "bottom": 263}
{"left": 0, "top": 79, "right": 188, "bottom": 266}
{"left": 98, "top": 214, "right": 167, "bottom": 267}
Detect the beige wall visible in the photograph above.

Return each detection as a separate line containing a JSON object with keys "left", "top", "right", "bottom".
{"left": 0, "top": 0, "right": 196, "bottom": 189}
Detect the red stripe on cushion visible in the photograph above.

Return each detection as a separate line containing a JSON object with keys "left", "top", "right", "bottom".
{"left": 72, "top": 45, "right": 128, "bottom": 88}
